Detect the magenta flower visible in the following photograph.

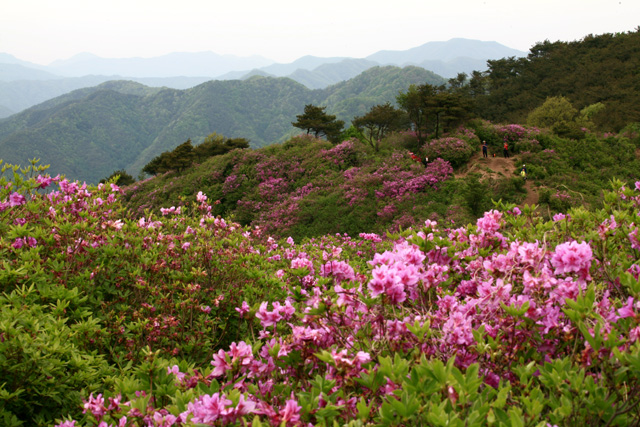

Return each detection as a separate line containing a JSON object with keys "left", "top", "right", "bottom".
{"left": 168, "top": 365, "right": 186, "bottom": 382}
{"left": 476, "top": 210, "right": 502, "bottom": 234}
{"left": 12, "top": 238, "right": 25, "bottom": 249}
{"left": 618, "top": 297, "right": 637, "bottom": 319}
{"left": 235, "top": 301, "right": 250, "bottom": 317}
{"left": 553, "top": 213, "right": 567, "bottom": 221}
{"left": 211, "top": 349, "right": 232, "bottom": 377}
{"left": 320, "top": 260, "right": 356, "bottom": 283}
{"left": 9, "top": 192, "right": 26, "bottom": 207}
{"left": 35, "top": 174, "right": 53, "bottom": 189}
{"left": 256, "top": 302, "right": 283, "bottom": 328}
{"left": 186, "top": 393, "right": 233, "bottom": 424}
{"left": 291, "top": 256, "right": 314, "bottom": 275}
{"left": 82, "top": 393, "right": 107, "bottom": 419}
{"left": 550, "top": 241, "right": 593, "bottom": 276}
{"left": 279, "top": 398, "right": 302, "bottom": 426}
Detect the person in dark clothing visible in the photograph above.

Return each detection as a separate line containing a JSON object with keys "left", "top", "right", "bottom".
{"left": 482, "top": 141, "right": 488, "bottom": 158}
{"left": 503, "top": 142, "right": 510, "bottom": 158}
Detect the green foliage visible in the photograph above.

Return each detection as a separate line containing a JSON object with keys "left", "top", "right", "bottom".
{"left": 460, "top": 174, "right": 492, "bottom": 216}
{"left": 480, "top": 29, "right": 640, "bottom": 131}
{"left": 0, "top": 286, "right": 114, "bottom": 426}
{"left": 142, "top": 135, "right": 250, "bottom": 176}
{"left": 352, "top": 103, "right": 408, "bottom": 151}
{"left": 0, "top": 67, "right": 438, "bottom": 183}
{"left": 292, "top": 104, "right": 345, "bottom": 143}
{"left": 100, "top": 169, "right": 135, "bottom": 186}
{"left": 192, "top": 133, "right": 250, "bottom": 162}
{"left": 397, "top": 83, "right": 474, "bottom": 142}
{"left": 527, "top": 96, "right": 585, "bottom": 139}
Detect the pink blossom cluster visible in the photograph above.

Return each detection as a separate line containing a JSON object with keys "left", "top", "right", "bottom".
{"left": 257, "top": 177, "right": 289, "bottom": 199}
{"left": 320, "top": 140, "right": 357, "bottom": 166}
{"left": 39, "top": 179, "right": 640, "bottom": 426}
{"left": 11, "top": 236, "right": 37, "bottom": 249}
{"left": 222, "top": 174, "right": 246, "bottom": 194}
{"left": 496, "top": 124, "right": 533, "bottom": 142}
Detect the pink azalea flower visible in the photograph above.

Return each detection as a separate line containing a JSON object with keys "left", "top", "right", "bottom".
{"left": 12, "top": 238, "right": 25, "bottom": 249}
{"left": 476, "top": 210, "right": 502, "bottom": 234}
{"left": 168, "top": 365, "right": 186, "bottom": 382}
{"left": 186, "top": 393, "right": 233, "bottom": 424}
{"left": 9, "top": 192, "right": 26, "bottom": 207}
{"left": 35, "top": 174, "right": 53, "bottom": 189}
{"left": 279, "top": 398, "right": 302, "bottom": 426}
{"left": 255, "top": 302, "right": 283, "bottom": 328}
{"left": 320, "top": 260, "right": 356, "bottom": 283}
{"left": 235, "top": 301, "right": 250, "bottom": 317}
{"left": 618, "top": 297, "right": 636, "bottom": 319}
{"left": 210, "top": 350, "right": 232, "bottom": 377}
{"left": 83, "top": 393, "right": 107, "bottom": 419}
{"left": 550, "top": 241, "right": 592, "bottom": 276}
{"left": 553, "top": 213, "right": 566, "bottom": 221}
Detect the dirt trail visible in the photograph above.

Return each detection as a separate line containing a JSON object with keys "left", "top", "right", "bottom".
{"left": 455, "top": 153, "right": 516, "bottom": 180}
{"left": 455, "top": 152, "right": 539, "bottom": 208}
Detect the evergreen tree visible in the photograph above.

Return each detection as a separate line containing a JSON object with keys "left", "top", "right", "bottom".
{"left": 292, "top": 104, "right": 345, "bottom": 143}
{"left": 352, "top": 103, "right": 407, "bottom": 151}
{"left": 99, "top": 169, "right": 135, "bottom": 186}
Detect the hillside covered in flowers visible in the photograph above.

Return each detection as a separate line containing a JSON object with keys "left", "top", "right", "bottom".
{"left": 2, "top": 141, "right": 640, "bottom": 425}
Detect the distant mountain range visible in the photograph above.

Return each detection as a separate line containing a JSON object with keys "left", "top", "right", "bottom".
{"left": 0, "top": 39, "right": 527, "bottom": 118}
{"left": 0, "top": 66, "right": 446, "bottom": 183}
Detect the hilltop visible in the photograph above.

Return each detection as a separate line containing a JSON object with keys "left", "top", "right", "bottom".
{"left": 123, "top": 120, "right": 640, "bottom": 240}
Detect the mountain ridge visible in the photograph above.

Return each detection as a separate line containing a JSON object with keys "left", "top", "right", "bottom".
{"left": 0, "top": 39, "right": 526, "bottom": 117}
{"left": 0, "top": 66, "right": 445, "bottom": 183}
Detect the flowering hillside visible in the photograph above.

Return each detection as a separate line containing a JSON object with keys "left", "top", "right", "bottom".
{"left": 124, "top": 127, "right": 520, "bottom": 240}
{"left": 2, "top": 157, "right": 640, "bottom": 426}
{"left": 123, "top": 120, "right": 640, "bottom": 241}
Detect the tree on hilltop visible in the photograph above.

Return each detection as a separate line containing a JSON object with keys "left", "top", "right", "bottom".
{"left": 397, "top": 83, "right": 473, "bottom": 141}
{"left": 193, "top": 132, "right": 250, "bottom": 161}
{"left": 99, "top": 169, "right": 135, "bottom": 186}
{"left": 352, "top": 103, "right": 408, "bottom": 151}
{"left": 142, "top": 139, "right": 195, "bottom": 175}
{"left": 292, "top": 104, "right": 345, "bottom": 143}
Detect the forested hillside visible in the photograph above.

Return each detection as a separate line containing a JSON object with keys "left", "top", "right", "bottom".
{"left": 475, "top": 29, "right": 640, "bottom": 129}
{"left": 0, "top": 66, "right": 445, "bottom": 183}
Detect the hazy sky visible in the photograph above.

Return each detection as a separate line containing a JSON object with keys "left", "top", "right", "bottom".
{"left": 1, "top": 0, "right": 638, "bottom": 65}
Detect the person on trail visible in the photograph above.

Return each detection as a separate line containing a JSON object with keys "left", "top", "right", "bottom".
{"left": 503, "top": 142, "right": 510, "bottom": 158}
{"left": 482, "top": 141, "right": 488, "bottom": 158}
{"left": 422, "top": 156, "right": 429, "bottom": 167}
{"left": 520, "top": 164, "right": 527, "bottom": 181}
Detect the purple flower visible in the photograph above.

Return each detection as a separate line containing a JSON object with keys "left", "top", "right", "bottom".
{"left": 9, "top": 192, "right": 26, "bottom": 207}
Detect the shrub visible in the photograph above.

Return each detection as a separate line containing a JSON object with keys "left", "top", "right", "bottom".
{"left": 422, "top": 136, "right": 475, "bottom": 168}
{"left": 50, "top": 178, "right": 640, "bottom": 427}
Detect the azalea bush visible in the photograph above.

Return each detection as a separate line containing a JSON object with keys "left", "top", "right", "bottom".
{"left": 4, "top": 156, "right": 640, "bottom": 426}
{"left": 43, "top": 177, "right": 640, "bottom": 427}
{"left": 125, "top": 135, "right": 476, "bottom": 239}
{"left": 0, "top": 161, "right": 289, "bottom": 425}
{"left": 421, "top": 136, "right": 475, "bottom": 168}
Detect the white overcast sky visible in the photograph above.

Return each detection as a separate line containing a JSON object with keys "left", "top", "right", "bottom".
{"left": 1, "top": 0, "right": 638, "bottom": 65}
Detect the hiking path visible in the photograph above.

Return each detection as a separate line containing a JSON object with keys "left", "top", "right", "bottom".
{"left": 455, "top": 152, "right": 539, "bottom": 209}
